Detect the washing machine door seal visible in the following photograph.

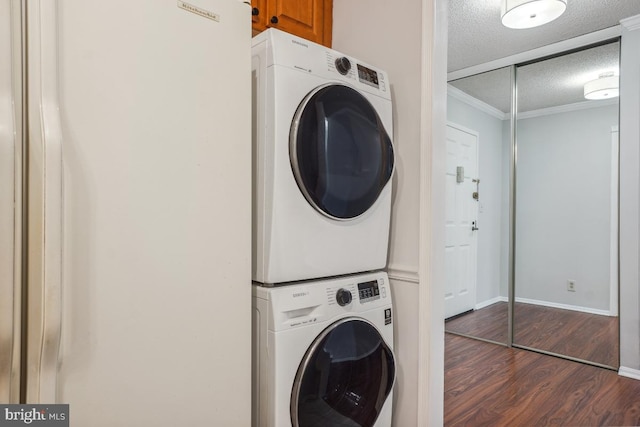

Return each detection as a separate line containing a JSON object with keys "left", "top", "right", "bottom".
{"left": 290, "top": 84, "right": 394, "bottom": 220}
{"left": 290, "top": 317, "right": 396, "bottom": 427}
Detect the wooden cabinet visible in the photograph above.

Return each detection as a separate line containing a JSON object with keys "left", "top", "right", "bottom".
{"left": 251, "top": 0, "right": 269, "bottom": 34}
{"left": 251, "top": 0, "right": 332, "bottom": 48}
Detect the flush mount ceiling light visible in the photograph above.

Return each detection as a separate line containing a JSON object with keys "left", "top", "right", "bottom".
{"left": 584, "top": 72, "right": 619, "bottom": 100}
{"left": 501, "top": 0, "right": 567, "bottom": 29}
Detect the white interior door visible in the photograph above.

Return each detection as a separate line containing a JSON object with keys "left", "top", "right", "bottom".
{"left": 445, "top": 123, "right": 479, "bottom": 319}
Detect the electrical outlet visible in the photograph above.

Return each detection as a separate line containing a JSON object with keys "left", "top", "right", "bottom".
{"left": 567, "top": 280, "right": 576, "bottom": 292}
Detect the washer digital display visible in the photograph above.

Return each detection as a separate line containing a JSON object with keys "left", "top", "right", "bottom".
{"left": 358, "top": 280, "right": 380, "bottom": 302}
{"left": 357, "top": 64, "right": 379, "bottom": 88}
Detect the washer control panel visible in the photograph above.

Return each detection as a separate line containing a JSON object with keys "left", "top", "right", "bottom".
{"left": 258, "top": 271, "right": 391, "bottom": 332}
{"left": 357, "top": 279, "right": 380, "bottom": 303}
{"left": 325, "top": 275, "right": 388, "bottom": 307}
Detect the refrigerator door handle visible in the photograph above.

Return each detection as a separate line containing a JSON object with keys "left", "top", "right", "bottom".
{"left": 26, "top": 0, "right": 63, "bottom": 403}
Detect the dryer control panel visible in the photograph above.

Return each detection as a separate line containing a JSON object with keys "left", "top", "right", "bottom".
{"left": 324, "top": 52, "right": 388, "bottom": 94}
{"left": 254, "top": 28, "right": 391, "bottom": 99}
{"left": 356, "top": 64, "right": 380, "bottom": 89}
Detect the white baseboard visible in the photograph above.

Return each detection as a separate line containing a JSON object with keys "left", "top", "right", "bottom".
{"left": 473, "top": 296, "right": 613, "bottom": 316}
{"left": 515, "top": 297, "right": 613, "bottom": 317}
{"left": 475, "top": 296, "right": 507, "bottom": 310}
{"left": 619, "top": 366, "right": 640, "bottom": 381}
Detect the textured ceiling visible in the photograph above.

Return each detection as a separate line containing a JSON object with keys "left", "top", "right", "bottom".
{"left": 449, "top": 41, "right": 620, "bottom": 113}
{"left": 448, "top": 0, "right": 640, "bottom": 73}
{"left": 449, "top": 67, "right": 512, "bottom": 113}
{"left": 447, "top": 0, "right": 636, "bottom": 113}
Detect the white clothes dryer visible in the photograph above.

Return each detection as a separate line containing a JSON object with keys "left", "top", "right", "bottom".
{"left": 252, "top": 29, "right": 395, "bottom": 285}
{"left": 252, "top": 271, "right": 395, "bottom": 427}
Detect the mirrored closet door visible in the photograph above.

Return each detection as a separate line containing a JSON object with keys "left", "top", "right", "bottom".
{"left": 445, "top": 40, "right": 620, "bottom": 369}
{"left": 513, "top": 41, "right": 620, "bottom": 369}
{"left": 444, "top": 66, "right": 512, "bottom": 345}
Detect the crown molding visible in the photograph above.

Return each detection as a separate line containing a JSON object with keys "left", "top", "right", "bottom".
{"left": 448, "top": 84, "right": 617, "bottom": 121}
{"left": 518, "top": 98, "right": 619, "bottom": 120}
{"left": 620, "top": 14, "right": 640, "bottom": 32}
{"left": 447, "top": 84, "right": 508, "bottom": 120}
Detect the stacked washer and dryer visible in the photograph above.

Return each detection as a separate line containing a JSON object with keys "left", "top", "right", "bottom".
{"left": 251, "top": 29, "right": 396, "bottom": 427}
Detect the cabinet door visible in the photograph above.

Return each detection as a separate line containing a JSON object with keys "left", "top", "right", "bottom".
{"left": 251, "top": 0, "right": 268, "bottom": 35}
{"left": 267, "top": 0, "right": 332, "bottom": 47}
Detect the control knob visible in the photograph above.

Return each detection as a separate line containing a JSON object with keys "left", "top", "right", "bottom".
{"left": 335, "top": 57, "right": 351, "bottom": 75}
{"left": 336, "top": 288, "right": 353, "bottom": 306}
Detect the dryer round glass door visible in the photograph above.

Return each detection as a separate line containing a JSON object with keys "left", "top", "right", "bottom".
{"left": 290, "top": 84, "right": 394, "bottom": 220}
{"left": 290, "top": 318, "right": 395, "bottom": 427}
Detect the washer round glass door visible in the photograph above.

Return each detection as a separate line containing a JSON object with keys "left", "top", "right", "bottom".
{"left": 290, "top": 84, "right": 394, "bottom": 220}
{"left": 290, "top": 318, "right": 395, "bottom": 427}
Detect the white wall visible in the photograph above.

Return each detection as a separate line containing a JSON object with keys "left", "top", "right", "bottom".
{"left": 447, "top": 94, "right": 618, "bottom": 313}
{"left": 619, "top": 16, "right": 640, "bottom": 376}
{"left": 333, "top": 0, "right": 445, "bottom": 424}
{"left": 447, "top": 94, "right": 507, "bottom": 306}
{"left": 515, "top": 105, "right": 617, "bottom": 311}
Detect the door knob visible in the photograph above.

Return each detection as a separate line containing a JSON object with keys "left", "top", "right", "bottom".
{"left": 252, "top": 7, "right": 259, "bottom": 15}
{"left": 270, "top": 16, "right": 278, "bottom": 24}
{"left": 472, "top": 221, "right": 479, "bottom": 231}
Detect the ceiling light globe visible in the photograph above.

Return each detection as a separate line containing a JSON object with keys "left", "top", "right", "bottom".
{"left": 501, "top": 0, "right": 567, "bottom": 29}
{"left": 584, "top": 75, "right": 619, "bottom": 100}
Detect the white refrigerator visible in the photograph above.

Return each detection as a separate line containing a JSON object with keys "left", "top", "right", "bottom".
{"left": 0, "top": 0, "right": 251, "bottom": 425}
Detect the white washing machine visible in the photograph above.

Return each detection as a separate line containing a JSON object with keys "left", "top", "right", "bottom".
{"left": 252, "top": 271, "right": 395, "bottom": 427}
{"left": 252, "top": 29, "right": 395, "bottom": 285}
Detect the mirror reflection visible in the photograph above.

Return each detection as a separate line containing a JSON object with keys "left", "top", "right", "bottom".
{"left": 514, "top": 41, "right": 620, "bottom": 368}
{"left": 444, "top": 67, "right": 512, "bottom": 344}
{"left": 444, "top": 41, "right": 620, "bottom": 369}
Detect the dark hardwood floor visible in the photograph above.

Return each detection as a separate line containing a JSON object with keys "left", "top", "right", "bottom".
{"left": 445, "top": 334, "right": 640, "bottom": 426}
{"left": 514, "top": 303, "right": 619, "bottom": 367}
{"left": 445, "top": 302, "right": 509, "bottom": 343}
{"left": 445, "top": 302, "right": 619, "bottom": 367}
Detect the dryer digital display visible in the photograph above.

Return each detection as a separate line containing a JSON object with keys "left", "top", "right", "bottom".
{"left": 358, "top": 280, "right": 380, "bottom": 302}
{"left": 357, "top": 64, "right": 379, "bottom": 88}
